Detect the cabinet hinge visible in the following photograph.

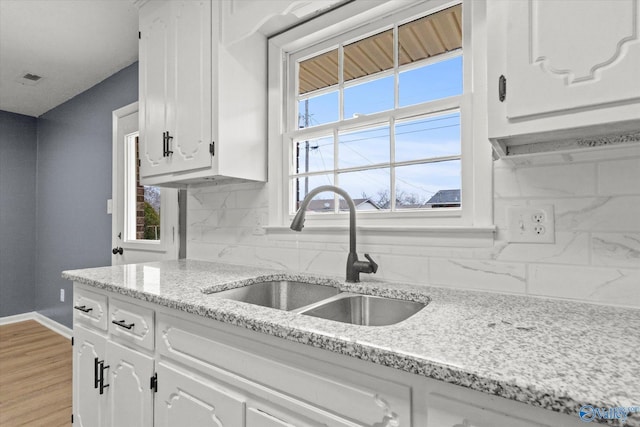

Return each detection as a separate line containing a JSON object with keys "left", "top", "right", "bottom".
{"left": 209, "top": 141, "right": 215, "bottom": 156}
{"left": 138, "top": 31, "right": 141, "bottom": 39}
{"left": 499, "top": 75, "right": 507, "bottom": 102}
{"left": 150, "top": 373, "right": 158, "bottom": 393}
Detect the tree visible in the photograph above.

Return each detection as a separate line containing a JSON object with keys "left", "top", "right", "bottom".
{"left": 143, "top": 201, "right": 160, "bottom": 240}
{"left": 361, "top": 189, "right": 428, "bottom": 209}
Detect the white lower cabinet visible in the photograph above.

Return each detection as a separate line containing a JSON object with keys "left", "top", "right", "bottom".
{"left": 154, "top": 362, "right": 244, "bottom": 427}
{"left": 73, "top": 284, "right": 584, "bottom": 427}
{"left": 105, "top": 341, "right": 154, "bottom": 427}
{"left": 73, "top": 325, "right": 154, "bottom": 427}
{"left": 73, "top": 325, "right": 107, "bottom": 427}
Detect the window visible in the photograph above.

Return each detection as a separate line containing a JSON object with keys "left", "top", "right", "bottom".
{"left": 269, "top": 0, "right": 492, "bottom": 231}
{"left": 124, "top": 134, "right": 162, "bottom": 241}
{"left": 290, "top": 3, "right": 463, "bottom": 215}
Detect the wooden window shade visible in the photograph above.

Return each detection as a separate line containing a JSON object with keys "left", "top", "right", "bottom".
{"left": 298, "top": 4, "right": 462, "bottom": 95}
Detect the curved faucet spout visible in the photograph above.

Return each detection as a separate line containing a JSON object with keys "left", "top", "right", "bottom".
{"left": 290, "top": 185, "right": 377, "bottom": 282}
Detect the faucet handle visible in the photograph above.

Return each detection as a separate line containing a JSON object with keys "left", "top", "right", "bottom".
{"left": 364, "top": 254, "right": 378, "bottom": 274}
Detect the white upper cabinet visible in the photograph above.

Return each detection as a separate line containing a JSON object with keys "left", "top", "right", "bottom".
{"left": 487, "top": 0, "right": 640, "bottom": 157}
{"left": 138, "top": 0, "right": 266, "bottom": 186}
{"left": 139, "top": 1, "right": 172, "bottom": 177}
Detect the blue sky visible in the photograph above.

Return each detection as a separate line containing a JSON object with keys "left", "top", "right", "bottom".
{"left": 295, "top": 55, "right": 462, "bottom": 207}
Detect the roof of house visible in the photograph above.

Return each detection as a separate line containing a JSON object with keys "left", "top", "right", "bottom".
{"left": 425, "top": 189, "right": 461, "bottom": 206}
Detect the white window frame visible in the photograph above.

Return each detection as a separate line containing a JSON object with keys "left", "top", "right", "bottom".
{"left": 267, "top": 0, "right": 494, "bottom": 241}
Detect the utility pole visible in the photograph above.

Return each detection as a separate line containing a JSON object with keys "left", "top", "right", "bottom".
{"left": 304, "top": 99, "right": 310, "bottom": 196}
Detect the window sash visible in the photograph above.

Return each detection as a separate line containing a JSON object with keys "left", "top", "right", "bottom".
{"left": 287, "top": 27, "right": 464, "bottom": 214}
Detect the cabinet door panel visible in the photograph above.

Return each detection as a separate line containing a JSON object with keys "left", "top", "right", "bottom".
{"left": 73, "top": 325, "right": 106, "bottom": 427}
{"left": 73, "top": 288, "right": 108, "bottom": 331}
{"left": 506, "top": 0, "right": 640, "bottom": 119}
{"left": 247, "top": 407, "right": 294, "bottom": 427}
{"left": 105, "top": 341, "right": 154, "bottom": 427}
{"left": 155, "top": 362, "right": 245, "bottom": 427}
{"left": 171, "top": 0, "right": 212, "bottom": 172}
{"left": 157, "top": 315, "right": 411, "bottom": 426}
{"left": 140, "top": 1, "right": 173, "bottom": 177}
{"left": 109, "top": 298, "right": 155, "bottom": 351}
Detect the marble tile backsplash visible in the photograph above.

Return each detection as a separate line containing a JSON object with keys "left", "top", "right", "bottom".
{"left": 187, "top": 153, "right": 640, "bottom": 308}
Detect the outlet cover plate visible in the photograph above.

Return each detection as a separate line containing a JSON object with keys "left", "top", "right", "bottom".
{"left": 507, "top": 205, "right": 555, "bottom": 243}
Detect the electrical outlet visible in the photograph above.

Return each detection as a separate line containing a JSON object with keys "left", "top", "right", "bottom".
{"left": 60, "top": 289, "right": 65, "bottom": 302}
{"left": 507, "top": 205, "right": 555, "bottom": 243}
{"left": 532, "top": 213, "right": 545, "bottom": 223}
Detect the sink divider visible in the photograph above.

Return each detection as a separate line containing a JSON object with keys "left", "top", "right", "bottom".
{"left": 290, "top": 292, "right": 359, "bottom": 315}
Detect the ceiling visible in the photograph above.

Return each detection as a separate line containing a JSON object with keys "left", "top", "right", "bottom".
{"left": 0, "top": 0, "right": 139, "bottom": 117}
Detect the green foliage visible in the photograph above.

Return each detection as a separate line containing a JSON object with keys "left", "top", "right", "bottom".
{"left": 143, "top": 201, "right": 160, "bottom": 240}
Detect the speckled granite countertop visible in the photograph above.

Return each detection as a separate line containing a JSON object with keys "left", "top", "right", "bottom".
{"left": 62, "top": 259, "right": 640, "bottom": 426}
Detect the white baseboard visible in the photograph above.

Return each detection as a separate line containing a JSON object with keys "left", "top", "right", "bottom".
{"left": 0, "top": 311, "right": 72, "bottom": 340}
{"left": 0, "top": 312, "right": 36, "bottom": 325}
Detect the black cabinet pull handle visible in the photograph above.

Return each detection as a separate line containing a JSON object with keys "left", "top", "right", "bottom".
{"left": 112, "top": 247, "right": 123, "bottom": 255}
{"left": 74, "top": 305, "right": 93, "bottom": 313}
{"left": 94, "top": 357, "right": 100, "bottom": 389}
{"left": 164, "top": 131, "right": 173, "bottom": 157}
{"left": 98, "top": 360, "right": 109, "bottom": 395}
{"left": 112, "top": 319, "right": 135, "bottom": 330}
{"left": 162, "top": 131, "right": 167, "bottom": 157}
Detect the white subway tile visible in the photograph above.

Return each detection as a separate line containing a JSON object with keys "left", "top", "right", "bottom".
{"left": 494, "top": 163, "right": 597, "bottom": 198}
{"left": 528, "top": 264, "right": 640, "bottom": 308}
{"left": 429, "top": 259, "right": 527, "bottom": 293}
{"left": 591, "top": 233, "right": 640, "bottom": 268}
{"left": 552, "top": 196, "right": 640, "bottom": 232}
{"left": 188, "top": 242, "right": 256, "bottom": 266}
{"left": 252, "top": 246, "right": 299, "bottom": 270}
{"left": 495, "top": 232, "right": 589, "bottom": 265}
{"left": 597, "top": 157, "right": 640, "bottom": 196}
{"left": 235, "top": 187, "right": 269, "bottom": 208}
{"left": 188, "top": 189, "right": 236, "bottom": 210}
{"left": 373, "top": 253, "right": 429, "bottom": 285}
{"left": 298, "top": 249, "right": 348, "bottom": 277}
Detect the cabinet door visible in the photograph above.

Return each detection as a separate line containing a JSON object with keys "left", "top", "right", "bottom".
{"left": 505, "top": 0, "right": 640, "bottom": 119}
{"left": 105, "top": 341, "right": 154, "bottom": 427}
{"left": 73, "top": 325, "right": 107, "bottom": 427}
{"left": 154, "top": 362, "right": 245, "bottom": 427}
{"left": 139, "top": 0, "right": 173, "bottom": 177}
{"left": 170, "top": 0, "right": 213, "bottom": 174}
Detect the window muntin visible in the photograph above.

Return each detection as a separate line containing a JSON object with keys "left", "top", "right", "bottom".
{"left": 289, "top": 4, "right": 464, "bottom": 215}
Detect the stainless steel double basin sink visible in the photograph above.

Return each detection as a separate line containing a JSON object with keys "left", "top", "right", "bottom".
{"left": 208, "top": 280, "right": 425, "bottom": 326}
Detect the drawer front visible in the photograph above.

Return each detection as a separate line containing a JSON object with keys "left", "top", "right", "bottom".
{"left": 73, "top": 287, "right": 108, "bottom": 331}
{"left": 157, "top": 314, "right": 410, "bottom": 426}
{"left": 109, "top": 298, "right": 154, "bottom": 351}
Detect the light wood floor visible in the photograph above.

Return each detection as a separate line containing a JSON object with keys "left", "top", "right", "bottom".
{"left": 0, "top": 320, "right": 71, "bottom": 426}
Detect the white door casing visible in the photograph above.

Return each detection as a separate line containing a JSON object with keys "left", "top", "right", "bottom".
{"left": 112, "top": 102, "right": 179, "bottom": 265}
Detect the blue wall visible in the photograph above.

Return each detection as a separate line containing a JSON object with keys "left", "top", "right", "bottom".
{"left": 35, "top": 62, "right": 138, "bottom": 327}
{"left": 0, "top": 111, "right": 37, "bottom": 317}
{"left": 0, "top": 63, "right": 138, "bottom": 327}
